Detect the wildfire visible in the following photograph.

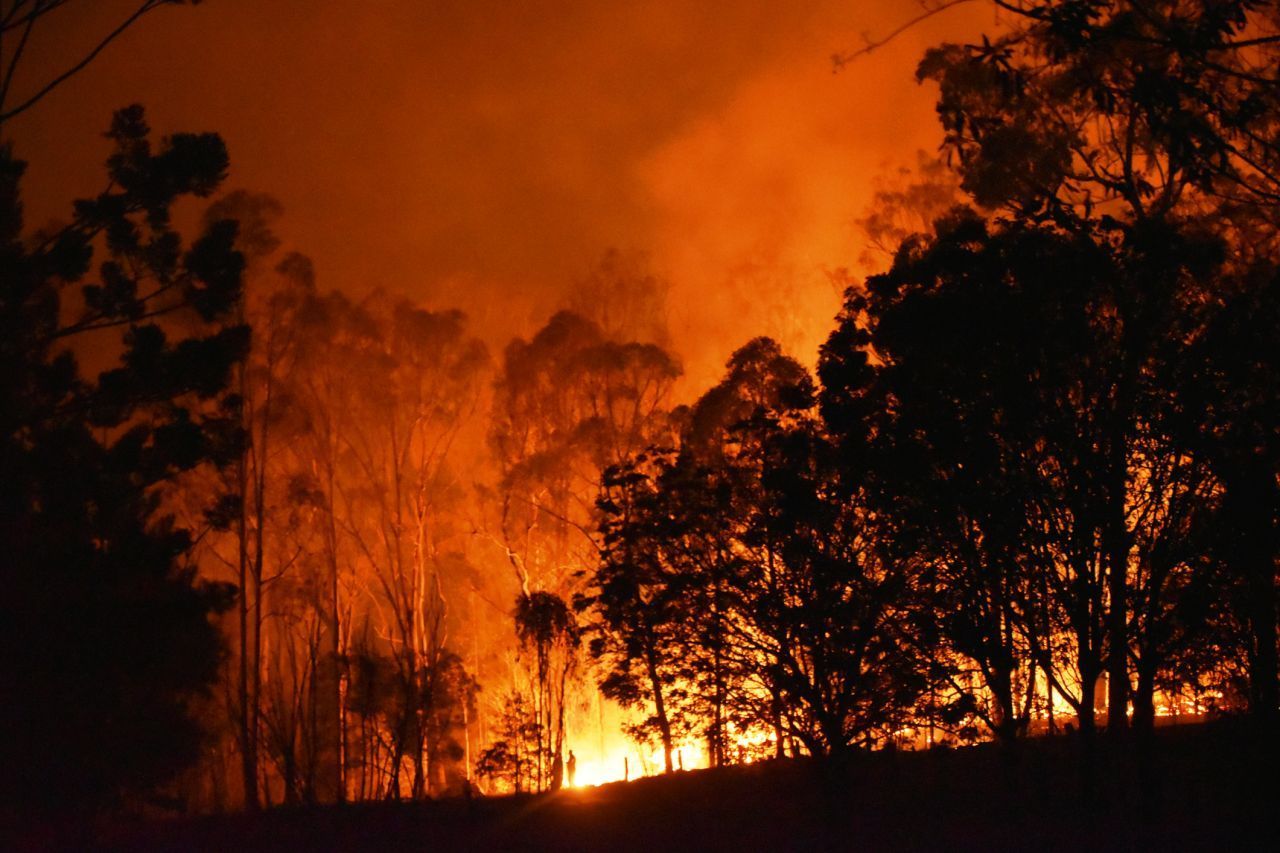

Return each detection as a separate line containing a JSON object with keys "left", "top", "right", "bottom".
{"left": 568, "top": 755, "right": 623, "bottom": 788}
{"left": 566, "top": 740, "right": 714, "bottom": 789}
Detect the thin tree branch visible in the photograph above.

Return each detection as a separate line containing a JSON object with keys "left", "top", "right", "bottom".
{"left": 1, "top": 1, "right": 73, "bottom": 35}
{"left": 1, "top": 0, "right": 163, "bottom": 124}
{"left": 1221, "top": 34, "right": 1280, "bottom": 49}
{"left": 833, "top": 0, "right": 979, "bottom": 69}
{"left": 0, "top": 0, "right": 38, "bottom": 116}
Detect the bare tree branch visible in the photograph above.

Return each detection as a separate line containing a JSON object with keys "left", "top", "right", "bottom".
{"left": 0, "top": 0, "right": 38, "bottom": 116}
{"left": 0, "top": 0, "right": 175, "bottom": 126}
{"left": 833, "top": 0, "right": 979, "bottom": 69}
{"left": 1, "top": 1, "right": 82, "bottom": 34}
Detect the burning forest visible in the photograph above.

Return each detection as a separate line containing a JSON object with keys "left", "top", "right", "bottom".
{"left": 3, "top": 1, "right": 1280, "bottom": 850}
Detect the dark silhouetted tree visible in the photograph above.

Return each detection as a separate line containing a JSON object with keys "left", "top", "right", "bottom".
{"left": 845, "top": 0, "right": 1280, "bottom": 727}
{"left": 583, "top": 449, "right": 707, "bottom": 773}
{"left": 585, "top": 338, "right": 928, "bottom": 761}
{"left": 0, "top": 106, "right": 245, "bottom": 813}
{"left": 475, "top": 692, "right": 541, "bottom": 794}
{"left": 514, "top": 590, "right": 579, "bottom": 791}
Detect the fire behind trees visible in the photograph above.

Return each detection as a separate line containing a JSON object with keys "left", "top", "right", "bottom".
{"left": 1, "top": 0, "right": 1279, "bottom": 822}
{"left": 559, "top": 0, "right": 1280, "bottom": 784}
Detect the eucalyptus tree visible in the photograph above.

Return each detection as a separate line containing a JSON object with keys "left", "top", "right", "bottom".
{"left": 489, "top": 310, "right": 681, "bottom": 596}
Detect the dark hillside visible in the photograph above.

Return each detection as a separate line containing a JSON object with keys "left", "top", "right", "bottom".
{"left": 25, "top": 720, "right": 1276, "bottom": 853}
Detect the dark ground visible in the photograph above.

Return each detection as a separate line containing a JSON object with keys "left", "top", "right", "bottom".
{"left": 12, "top": 720, "right": 1280, "bottom": 852}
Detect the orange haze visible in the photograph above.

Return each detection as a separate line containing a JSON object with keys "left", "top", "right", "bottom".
{"left": 7, "top": 0, "right": 992, "bottom": 390}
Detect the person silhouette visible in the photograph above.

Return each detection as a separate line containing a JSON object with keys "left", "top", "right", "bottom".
{"left": 567, "top": 749, "right": 577, "bottom": 787}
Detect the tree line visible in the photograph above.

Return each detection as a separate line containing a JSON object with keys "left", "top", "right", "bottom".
{"left": 577, "top": 0, "right": 1280, "bottom": 766}
{"left": 177, "top": 209, "right": 680, "bottom": 808}
{"left": 2, "top": 0, "right": 1278, "bottom": 817}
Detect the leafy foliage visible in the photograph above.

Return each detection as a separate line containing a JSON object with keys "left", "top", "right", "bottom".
{"left": 0, "top": 107, "right": 244, "bottom": 812}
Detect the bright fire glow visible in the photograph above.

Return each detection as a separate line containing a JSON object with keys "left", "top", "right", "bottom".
{"left": 568, "top": 755, "right": 623, "bottom": 788}
{"left": 566, "top": 740, "right": 713, "bottom": 788}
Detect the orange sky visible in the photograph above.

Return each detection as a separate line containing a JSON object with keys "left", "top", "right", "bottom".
{"left": 7, "top": 0, "right": 994, "bottom": 390}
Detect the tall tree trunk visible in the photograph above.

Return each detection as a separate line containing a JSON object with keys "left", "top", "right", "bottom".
{"left": 1132, "top": 653, "right": 1156, "bottom": 734}
{"left": 1106, "top": 462, "right": 1130, "bottom": 733}
{"left": 771, "top": 686, "right": 785, "bottom": 759}
{"left": 645, "top": 645, "right": 674, "bottom": 773}
{"left": 306, "top": 627, "right": 320, "bottom": 804}
{"left": 1046, "top": 672, "right": 1057, "bottom": 735}
{"left": 412, "top": 722, "right": 426, "bottom": 799}
{"left": 1077, "top": 665, "right": 1097, "bottom": 736}
{"left": 990, "top": 666, "right": 1018, "bottom": 745}
{"left": 1020, "top": 658, "right": 1038, "bottom": 736}
{"left": 251, "top": 532, "right": 264, "bottom": 798}
{"left": 236, "top": 372, "right": 259, "bottom": 811}
{"left": 322, "top": 456, "right": 345, "bottom": 803}
{"left": 387, "top": 732, "right": 406, "bottom": 801}
{"left": 712, "top": 640, "right": 724, "bottom": 767}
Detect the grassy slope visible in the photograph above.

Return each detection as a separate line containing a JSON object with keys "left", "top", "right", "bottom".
{"left": 41, "top": 720, "right": 1280, "bottom": 852}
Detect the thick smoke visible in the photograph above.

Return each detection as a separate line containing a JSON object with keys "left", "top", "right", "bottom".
{"left": 9, "top": 0, "right": 991, "bottom": 391}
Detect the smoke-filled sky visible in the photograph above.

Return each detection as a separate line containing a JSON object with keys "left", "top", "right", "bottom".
{"left": 8, "top": 0, "right": 993, "bottom": 389}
